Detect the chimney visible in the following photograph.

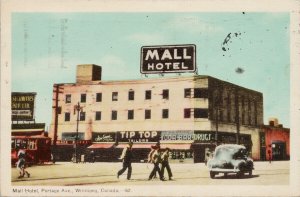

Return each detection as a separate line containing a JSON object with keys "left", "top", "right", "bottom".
{"left": 268, "top": 117, "right": 279, "bottom": 127}
{"left": 76, "top": 64, "right": 102, "bottom": 84}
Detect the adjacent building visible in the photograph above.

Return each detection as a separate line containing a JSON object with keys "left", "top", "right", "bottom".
{"left": 49, "top": 64, "right": 264, "bottom": 162}
{"left": 260, "top": 118, "right": 290, "bottom": 161}
{"left": 11, "top": 92, "right": 51, "bottom": 165}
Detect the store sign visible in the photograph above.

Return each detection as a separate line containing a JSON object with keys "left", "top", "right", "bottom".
{"left": 61, "top": 132, "right": 84, "bottom": 141}
{"left": 92, "top": 132, "right": 115, "bottom": 143}
{"left": 160, "top": 131, "right": 196, "bottom": 141}
{"left": 193, "top": 131, "right": 214, "bottom": 143}
{"left": 140, "top": 44, "right": 196, "bottom": 74}
{"left": 117, "top": 131, "right": 160, "bottom": 143}
{"left": 11, "top": 92, "right": 36, "bottom": 121}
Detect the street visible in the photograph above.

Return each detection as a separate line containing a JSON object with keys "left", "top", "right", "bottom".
{"left": 11, "top": 161, "right": 289, "bottom": 186}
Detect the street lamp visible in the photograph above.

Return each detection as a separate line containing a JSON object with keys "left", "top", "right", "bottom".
{"left": 74, "top": 102, "right": 82, "bottom": 163}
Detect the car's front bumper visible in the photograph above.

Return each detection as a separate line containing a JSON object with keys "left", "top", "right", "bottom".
{"left": 209, "top": 168, "right": 240, "bottom": 173}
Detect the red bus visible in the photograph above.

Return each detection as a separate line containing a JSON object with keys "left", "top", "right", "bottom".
{"left": 11, "top": 136, "right": 51, "bottom": 166}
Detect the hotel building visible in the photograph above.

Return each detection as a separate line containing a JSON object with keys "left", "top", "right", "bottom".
{"left": 49, "top": 64, "right": 263, "bottom": 162}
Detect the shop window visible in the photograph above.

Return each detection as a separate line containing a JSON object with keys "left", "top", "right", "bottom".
{"left": 112, "top": 110, "right": 117, "bottom": 120}
{"left": 65, "top": 112, "right": 70, "bottom": 122}
{"left": 128, "top": 110, "right": 134, "bottom": 120}
{"left": 65, "top": 94, "right": 71, "bottom": 103}
{"left": 96, "top": 93, "right": 102, "bottom": 102}
{"left": 145, "top": 109, "right": 151, "bottom": 119}
{"left": 11, "top": 139, "right": 16, "bottom": 149}
{"left": 194, "top": 108, "right": 208, "bottom": 118}
{"left": 81, "top": 94, "right": 86, "bottom": 103}
{"left": 194, "top": 88, "right": 208, "bottom": 98}
{"left": 162, "top": 89, "right": 169, "bottom": 99}
{"left": 28, "top": 139, "right": 37, "bottom": 150}
{"left": 145, "top": 90, "right": 151, "bottom": 100}
{"left": 184, "top": 88, "right": 191, "bottom": 98}
{"left": 95, "top": 111, "right": 101, "bottom": 121}
{"left": 80, "top": 112, "right": 86, "bottom": 121}
{"left": 128, "top": 91, "right": 134, "bottom": 101}
{"left": 112, "top": 92, "right": 118, "bottom": 101}
{"left": 184, "top": 108, "right": 191, "bottom": 118}
{"left": 162, "top": 109, "right": 169, "bottom": 119}
{"left": 16, "top": 139, "right": 27, "bottom": 149}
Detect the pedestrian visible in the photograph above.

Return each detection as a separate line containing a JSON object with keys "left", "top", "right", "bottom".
{"left": 268, "top": 149, "right": 272, "bottom": 163}
{"left": 161, "top": 148, "right": 173, "bottom": 180}
{"left": 148, "top": 145, "right": 165, "bottom": 181}
{"left": 117, "top": 142, "right": 133, "bottom": 180}
{"left": 16, "top": 149, "right": 30, "bottom": 178}
{"left": 147, "top": 145, "right": 158, "bottom": 178}
{"left": 90, "top": 150, "right": 95, "bottom": 163}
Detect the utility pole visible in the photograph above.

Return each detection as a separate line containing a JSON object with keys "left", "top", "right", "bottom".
{"left": 52, "top": 84, "right": 63, "bottom": 162}
{"left": 214, "top": 90, "right": 219, "bottom": 146}
{"left": 235, "top": 88, "right": 240, "bottom": 144}
{"left": 74, "top": 102, "right": 82, "bottom": 163}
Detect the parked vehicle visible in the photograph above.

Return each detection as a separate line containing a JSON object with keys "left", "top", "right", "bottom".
{"left": 207, "top": 144, "right": 254, "bottom": 178}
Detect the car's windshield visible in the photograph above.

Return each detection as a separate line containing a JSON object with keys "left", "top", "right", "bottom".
{"left": 214, "top": 147, "right": 247, "bottom": 161}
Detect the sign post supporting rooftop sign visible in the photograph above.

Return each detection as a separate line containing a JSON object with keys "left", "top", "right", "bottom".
{"left": 140, "top": 44, "right": 196, "bottom": 74}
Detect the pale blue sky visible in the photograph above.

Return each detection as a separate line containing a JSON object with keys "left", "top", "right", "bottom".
{"left": 12, "top": 12, "right": 290, "bottom": 128}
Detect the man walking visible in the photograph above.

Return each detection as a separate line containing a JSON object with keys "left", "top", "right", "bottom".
{"left": 161, "top": 148, "right": 173, "bottom": 180}
{"left": 16, "top": 149, "right": 30, "bottom": 178}
{"left": 117, "top": 142, "right": 133, "bottom": 180}
{"left": 148, "top": 145, "right": 165, "bottom": 181}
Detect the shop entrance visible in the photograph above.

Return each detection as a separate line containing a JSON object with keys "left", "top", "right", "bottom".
{"left": 272, "top": 141, "right": 286, "bottom": 160}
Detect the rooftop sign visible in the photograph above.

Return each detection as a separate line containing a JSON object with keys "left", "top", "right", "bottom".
{"left": 11, "top": 92, "right": 36, "bottom": 121}
{"left": 140, "top": 44, "right": 196, "bottom": 74}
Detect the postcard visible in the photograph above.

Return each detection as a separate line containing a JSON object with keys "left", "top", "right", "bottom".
{"left": 1, "top": 0, "right": 300, "bottom": 196}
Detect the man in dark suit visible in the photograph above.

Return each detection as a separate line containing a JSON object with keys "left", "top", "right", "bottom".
{"left": 117, "top": 142, "right": 133, "bottom": 180}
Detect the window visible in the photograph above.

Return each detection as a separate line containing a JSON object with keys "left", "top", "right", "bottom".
{"left": 95, "top": 111, "right": 101, "bottom": 120}
{"left": 65, "top": 112, "right": 70, "bottom": 122}
{"left": 184, "top": 88, "right": 191, "bottom": 98}
{"left": 162, "top": 89, "right": 169, "bottom": 99}
{"left": 80, "top": 112, "right": 86, "bottom": 121}
{"left": 145, "top": 109, "right": 151, "bottom": 119}
{"left": 81, "top": 94, "right": 86, "bottom": 103}
{"left": 65, "top": 94, "right": 71, "bottom": 103}
{"left": 194, "top": 88, "right": 209, "bottom": 98}
{"left": 128, "top": 91, "right": 134, "bottom": 101}
{"left": 194, "top": 108, "right": 208, "bottom": 118}
{"left": 128, "top": 110, "right": 134, "bottom": 120}
{"left": 112, "top": 92, "right": 118, "bottom": 101}
{"left": 162, "top": 109, "right": 169, "bottom": 119}
{"left": 184, "top": 108, "right": 191, "bottom": 118}
{"left": 112, "top": 110, "right": 117, "bottom": 120}
{"left": 145, "top": 90, "right": 151, "bottom": 100}
{"left": 96, "top": 93, "right": 102, "bottom": 102}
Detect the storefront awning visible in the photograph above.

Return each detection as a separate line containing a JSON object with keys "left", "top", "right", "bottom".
{"left": 160, "top": 143, "right": 191, "bottom": 150}
{"left": 87, "top": 143, "right": 115, "bottom": 149}
{"left": 116, "top": 143, "right": 156, "bottom": 149}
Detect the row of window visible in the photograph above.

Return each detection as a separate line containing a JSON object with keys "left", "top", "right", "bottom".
{"left": 64, "top": 88, "right": 208, "bottom": 103}
{"left": 64, "top": 108, "right": 209, "bottom": 122}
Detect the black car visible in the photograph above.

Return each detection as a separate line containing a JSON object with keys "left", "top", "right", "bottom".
{"left": 207, "top": 144, "right": 254, "bottom": 178}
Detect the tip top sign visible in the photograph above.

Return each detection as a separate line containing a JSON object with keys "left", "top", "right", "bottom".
{"left": 140, "top": 44, "right": 196, "bottom": 74}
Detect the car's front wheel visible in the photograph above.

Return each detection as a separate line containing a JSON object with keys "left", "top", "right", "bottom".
{"left": 236, "top": 171, "right": 244, "bottom": 178}
{"left": 210, "top": 171, "right": 216, "bottom": 179}
{"left": 249, "top": 170, "right": 252, "bottom": 176}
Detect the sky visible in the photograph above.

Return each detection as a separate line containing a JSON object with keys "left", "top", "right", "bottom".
{"left": 11, "top": 12, "right": 290, "bottom": 129}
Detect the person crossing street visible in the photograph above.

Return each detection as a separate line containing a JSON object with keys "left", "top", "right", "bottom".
{"left": 117, "top": 142, "right": 133, "bottom": 180}
{"left": 148, "top": 145, "right": 165, "bottom": 181}
{"left": 161, "top": 148, "right": 173, "bottom": 180}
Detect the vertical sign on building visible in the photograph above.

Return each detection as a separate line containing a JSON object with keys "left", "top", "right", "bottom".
{"left": 11, "top": 92, "right": 36, "bottom": 121}
{"left": 140, "top": 44, "right": 196, "bottom": 74}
